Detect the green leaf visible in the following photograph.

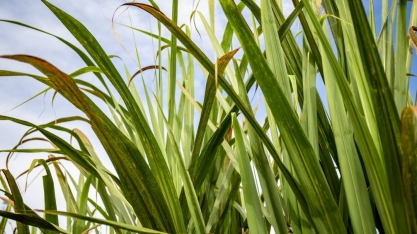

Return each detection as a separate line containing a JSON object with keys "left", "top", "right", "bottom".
{"left": 400, "top": 106, "right": 417, "bottom": 233}
{"left": 74, "top": 174, "right": 93, "bottom": 233}
{"left": 39, "top": 160, "right": 59, "bottom": 231}
{"left": 190, "top": 48, "right": 239, "bottom": 182}
{"left": 320, "top": 22, "right": 376, "bottom": 233}
{"left": 38, "top": 210, "right": 165, "bottom": 234}
{"left": 2, "top": 170, "right": 30, "bottom": 234}
{"left": 393, "top": 0, "right": 409, "bottom": 113}
{"left": 232, "top": 113, "right": 268, "bottom": 234}
{"left": 0, "top": 210, "right": 66, "bottom": 234}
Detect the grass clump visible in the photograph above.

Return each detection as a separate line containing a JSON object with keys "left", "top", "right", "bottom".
{"left": 1, "top": 0, "right": 417, "bottom": 233}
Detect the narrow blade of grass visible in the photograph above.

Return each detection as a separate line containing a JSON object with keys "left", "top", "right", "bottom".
{"left": 0, "top": 210, "right": 66, "bottom": 234}
{"left": 232, "top": 113, "right": 268, "bottom": 234}
{"left": 400, "top": 106, "right": 417, "bottom": 233}
{"left": 394, "top": 0, "right": 408, "bottom": 113}
{"left": 38, "top": 210, "right": 165, "bottom": 234}
{"left": 2, "top": 170, "right": 30, "bottom": 233}
{"left": 38, "top": 160, "right": 59, "bottom": 231}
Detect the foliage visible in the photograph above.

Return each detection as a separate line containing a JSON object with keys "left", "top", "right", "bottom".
{"left": 1, "top": 0, "right": 417, "bottom": 233}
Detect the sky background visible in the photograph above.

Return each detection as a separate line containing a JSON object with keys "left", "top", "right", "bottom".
{"left": 0, "top": 0, "right": 416, "bottom": 232}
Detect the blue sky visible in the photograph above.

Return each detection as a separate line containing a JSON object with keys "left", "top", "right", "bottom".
{"left": 0, "top": 0, "right": 416, "bottom": 232}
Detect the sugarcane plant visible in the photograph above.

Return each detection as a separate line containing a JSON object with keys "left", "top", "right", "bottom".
{"left": 1, "top": 0, "right": 417, "bottom": 233}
